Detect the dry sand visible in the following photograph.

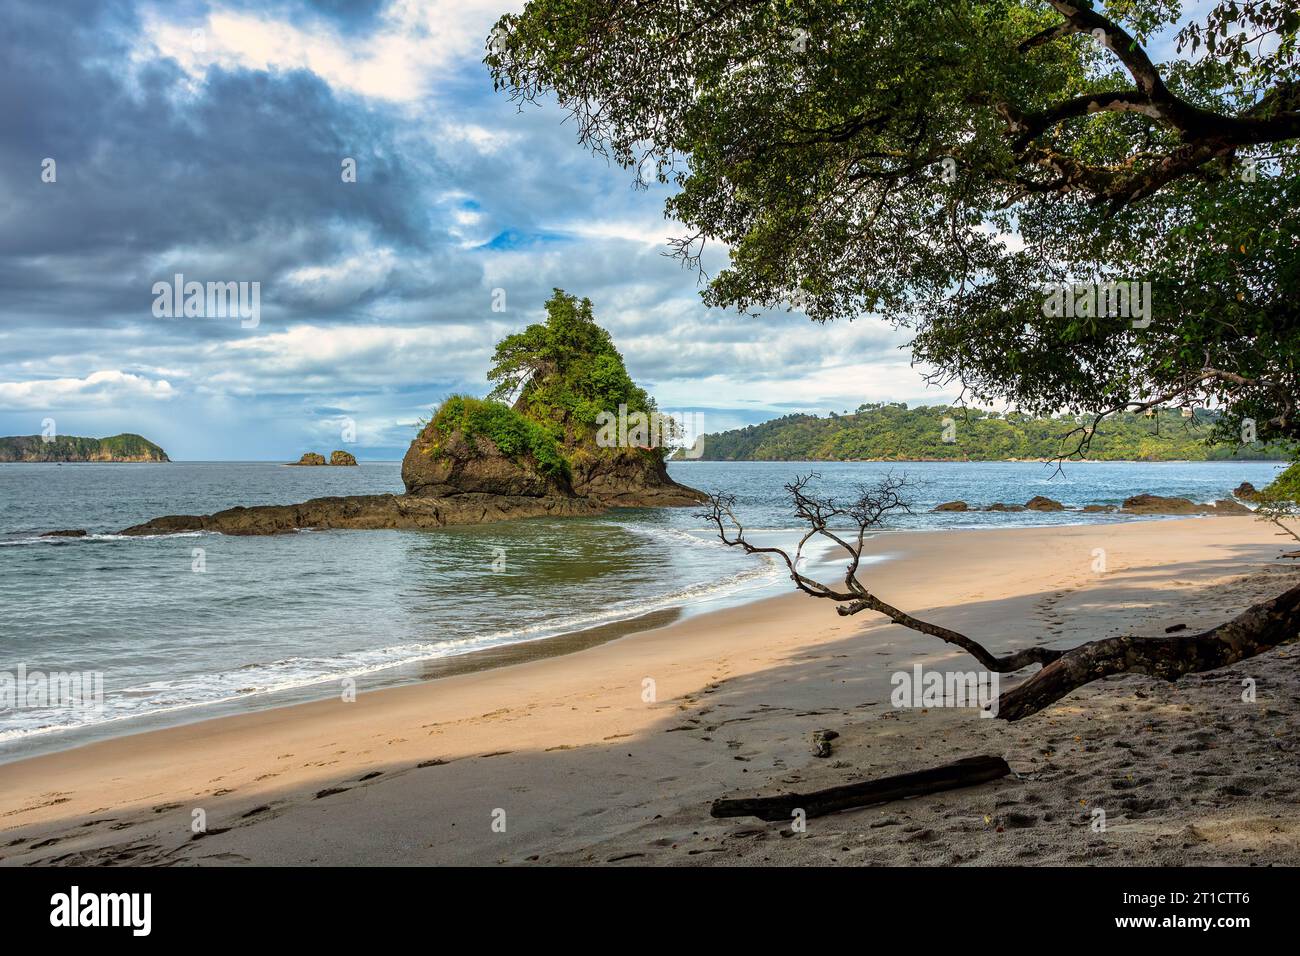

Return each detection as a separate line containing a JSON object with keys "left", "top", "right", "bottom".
{"left": 1, "top": 515, "right": 1297, "bottom": 866}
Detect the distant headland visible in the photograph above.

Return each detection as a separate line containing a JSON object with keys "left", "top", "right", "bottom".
{"left": 680, "top": 404, "right": 1292, "bottom": 462}
{"left": 0, "top": 433, "right": 169, "bottom": 463}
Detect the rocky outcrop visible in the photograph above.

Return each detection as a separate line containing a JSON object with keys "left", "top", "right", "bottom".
{"left": 984, "top": 502, "right": 1024, "bottom": 512}
{"left": 1234, "top": 481, "right": 1261, "bottom": 501}
{"left": 568, "top": 448, "right": 705, "bottom": 507}
{"left": 114, "top": 292, "right": 710, "bottom": 536}
{"left": 1121, "top": 493, "right": 1207, "bottom": 514}
{"left": 400, "top": 417, "right": 703, "bottom": 509}
{"left": 1081, "top": 504, "right": 1116, "bottom": 513}
{"left": 1024, "top": 495, "right": 1065, "bottom": 511}
{"left": 1119, "top": 494, "right": 1251, "bottom": 515}
{"left": 933, "top": 500, "right": 969, "bottom": 512}
{"left": 402, "top": 428, "right": 572, "bottom": 499}
{"left": 119, "top": 493, "right": 605, "bottom": 536}
{"left": 290, "top": 450, "right": 358, "bottom": 466}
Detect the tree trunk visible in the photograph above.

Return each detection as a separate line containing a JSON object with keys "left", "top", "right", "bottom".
{"left": 997, "top": 582, "right": 1300, "bottom": 721}
{"left": 711, "top": 755, "right": 1011, "bottom": 821}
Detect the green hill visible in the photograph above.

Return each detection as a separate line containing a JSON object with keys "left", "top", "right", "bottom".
{"left": 0, "top": 433, "right": 170, "bottom": 462}
{"left": 684, "top": 404, "right": 1291, "bottom": 462}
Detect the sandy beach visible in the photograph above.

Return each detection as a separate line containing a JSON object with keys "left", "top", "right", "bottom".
{"left": 2, "top": 515, "right": 1297, "bottom": 866}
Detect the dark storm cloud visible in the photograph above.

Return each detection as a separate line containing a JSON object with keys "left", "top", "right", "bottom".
{"left": 0, "top": 0, "right": 944, "bottom": 458}
{"left": 0, "top": 0, "right": 455, "bottom": 338}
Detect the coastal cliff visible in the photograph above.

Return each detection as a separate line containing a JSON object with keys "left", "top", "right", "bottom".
{"left": 0, "top": 433, "right": 169, "bottom": 462}
{"left": 117, "top": 292, "right": 703, "bottom": 536}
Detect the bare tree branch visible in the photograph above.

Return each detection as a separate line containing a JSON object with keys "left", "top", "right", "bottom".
{"left": 698, "top": 475, "right": 1063, "bottom": 673}
{"left": 704, "top": 474, "right": 1300, "bottom": 721}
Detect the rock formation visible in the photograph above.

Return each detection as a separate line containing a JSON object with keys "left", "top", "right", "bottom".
{"left": 1024, "top": 495, "right": 1065, "bottom": 511}
{"left": 1120, "top": 493, "right": 1253, "bottom": 515}
{"left": 329, "top": 450, "right": 358, "bottom": 466}
{"left": 118, "top": 291, "right": 703, "bottom": 536}
{"left": 291, "top": 452, "right": 327, "bottom": 466}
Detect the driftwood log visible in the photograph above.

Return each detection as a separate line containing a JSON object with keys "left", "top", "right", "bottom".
{"left": 702, "top": 477, "right": 1300, "bottom": 720}
{"left": 997, "top": 582, "right": 1300, "bottom": 719}
{"left": 711, "top": 755, "right": 1011, "bottom": 822}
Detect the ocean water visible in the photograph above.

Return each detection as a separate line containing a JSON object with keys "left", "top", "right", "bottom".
{"left": 0, "top": 458, "right": 1285, "bottom": 758}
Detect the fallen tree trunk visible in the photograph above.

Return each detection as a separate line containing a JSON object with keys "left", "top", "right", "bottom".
{"left": 710, "top": 755, "right": 1010, "bottom": 822}
{"left": 997, "top": 581, "right": 1300, "bottom": 721}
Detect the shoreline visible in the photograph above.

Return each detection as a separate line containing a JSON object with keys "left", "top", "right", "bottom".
{"left": 0, "top": 606, "right": 692, "bottom": 767}
{"left": 0, "top": 507, "right": 1251, "bottom": 762}
{"left": 3, "top": 515, "right": 1297, "bottom": 866}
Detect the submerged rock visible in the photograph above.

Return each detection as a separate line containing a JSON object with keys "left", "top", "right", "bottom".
{"left": 41, "top": 529, "right": 88, "bottom": 537}
{"left": 983, "top": 502, "right": 1024, "bottom": 512}
{"left": 1081, "top": 504, "right": 1116, "bottom": 513}
{"left": 933, "top": 500, "right": 969, "bottom": 512}
{"left": 119, "top": 493, "right": 603, "bottom": 536}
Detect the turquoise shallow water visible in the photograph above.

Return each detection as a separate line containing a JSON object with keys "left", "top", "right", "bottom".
{"left": 0, "top": 458, "right": 1284, "bottom": 756}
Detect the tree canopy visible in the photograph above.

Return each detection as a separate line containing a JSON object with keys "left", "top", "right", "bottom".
{"left": 487, "top": 1, "right": 1299, "bottom": 456}
{"left": 487, "top": 289, "right": 658, "bottom": 442}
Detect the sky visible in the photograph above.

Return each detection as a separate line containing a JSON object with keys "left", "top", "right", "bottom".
{"left": 0, "top": 0, "right": 946, "bottom": 459}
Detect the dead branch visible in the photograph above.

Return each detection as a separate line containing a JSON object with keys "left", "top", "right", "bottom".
{"left": 711, "top": 755, "right": 1011, "bottom": 821}
{"left": 702, "top": 475, "right": 1300, "bottom": 721}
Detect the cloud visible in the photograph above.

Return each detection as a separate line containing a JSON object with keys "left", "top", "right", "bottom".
{"left": 0, "top": 370, "right": 176, "bottom": 410}
{"left": 140, "top": 0, "right": 511, "bottom": 101}
{"left": 0, "top": 0, "right": 956, "bottom": 458}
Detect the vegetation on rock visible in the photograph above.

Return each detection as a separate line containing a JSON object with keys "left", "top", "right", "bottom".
{"left": 425, "top": 394, "right": 568, "bottom": 477}
{"left": 0, "top": 433, "right": 169, "bottom": 462}
{"left": 407, "top": 290, "right": 701, "bottom": 507}
{"left": 487, "top": 289, "right": 661, "bottom": 449}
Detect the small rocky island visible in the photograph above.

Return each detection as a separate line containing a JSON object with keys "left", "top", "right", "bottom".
{"left": 289, "top": 450, "right": 358, "bottom": 466}
{"left": 117, "top": 292, "right": 704, "bottom": 536}
{"left": 0, "top": 433, "right": 169, "bottom": 462}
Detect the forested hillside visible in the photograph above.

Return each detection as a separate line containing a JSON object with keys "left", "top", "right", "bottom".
{"left": 686, "top": 405, "right": 1289, "bottom": 462}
